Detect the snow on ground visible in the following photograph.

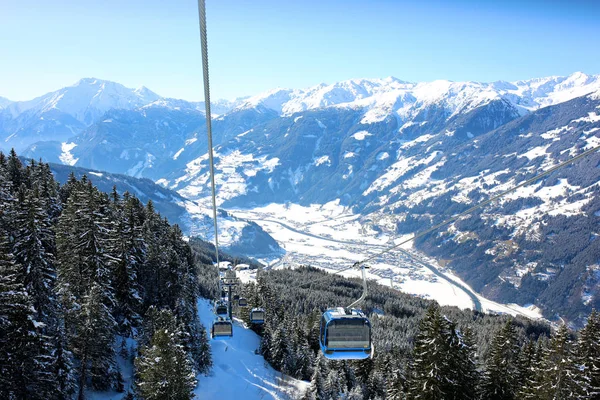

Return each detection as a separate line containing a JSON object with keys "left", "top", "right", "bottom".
{"left": 59, "top": 142, "right": 78, "bottom": 165}
{"left": 195, "top": 299, "right": 308, "bottom": 400}
{"left": 518, "top": 144, "right": 550, "bottom": 160}
{"left": 231, "top": 203, "right": 544, "bottom": 319}
{"left": 437, "top": 269, "right": 543, "bottom": 319}
{"left": 173, "top": 147, "right": 185, "bottom": 160}
{"left": 352, "top": 130, "right": 372, "bottom": 140}
{"left": 180, "top": 199, "right": 249, "bottom": 247}
{"left": 86, "top": 338, "right": 136, "bottom": 400}
{"left": 176, "top": 151, "right": 280, "bottom": 204}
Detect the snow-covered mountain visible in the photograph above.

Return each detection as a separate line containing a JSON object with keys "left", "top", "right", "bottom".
{"left": 5, "top": 72, "right": 600, "bottom": 323}
{"left": 0, "top": 96, "right": 12, "bottom": 109}
{"left": 236, "top": 71, "right": 600, "bottom": 120}
{"left": 5, "top": 78, "right": 161, "bottom": 123}
{"left": 0, "top": 78, "right": 241, "bottom": 152}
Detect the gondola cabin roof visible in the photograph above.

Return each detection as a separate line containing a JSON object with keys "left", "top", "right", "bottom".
{"left": 322, "top": 307, "right": 368, "bottom": 321}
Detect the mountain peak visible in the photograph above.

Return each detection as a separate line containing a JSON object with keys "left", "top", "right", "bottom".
{"left": 73, "top": 77, "right": 107, "bottom": 87}
{"left": 0, "top": 96, "right": 12, "bottom": 109}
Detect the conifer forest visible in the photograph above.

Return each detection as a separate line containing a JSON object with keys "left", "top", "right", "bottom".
{"left": 1, "top": 149, "right": 599, "bottom": 399}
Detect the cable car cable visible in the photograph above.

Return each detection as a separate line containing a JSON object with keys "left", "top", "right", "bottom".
{"left": 299, "top": 143, "right": 600, "bottom": 288}
{"left": 197, "top": 0, "right": 220, "bottom": 268}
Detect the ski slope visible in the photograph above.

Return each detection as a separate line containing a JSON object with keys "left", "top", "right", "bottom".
{"left": 195, "top": 299, "right": 309, "bottom": 400}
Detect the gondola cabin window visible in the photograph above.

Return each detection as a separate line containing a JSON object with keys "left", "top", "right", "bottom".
{"left": 326, "top": 318, "right": 370, "bottom": 349}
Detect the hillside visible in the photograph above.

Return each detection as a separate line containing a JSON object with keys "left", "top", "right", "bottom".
{"left": 29, "top": 158, "right": 283, "bottom": 259}
{"left": 5, "top": 74, "right": 600, "bottom": 323}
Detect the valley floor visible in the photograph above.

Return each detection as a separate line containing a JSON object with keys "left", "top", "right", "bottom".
{"left": 231, "top": 202, "right": 543, "bottom": 320}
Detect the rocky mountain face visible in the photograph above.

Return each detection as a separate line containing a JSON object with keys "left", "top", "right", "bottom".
{"left": 6, "top": 73, "right": 600, "bottom": 323}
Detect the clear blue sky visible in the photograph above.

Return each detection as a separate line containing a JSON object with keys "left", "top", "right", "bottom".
{"left": 1, "top": 0, "right": 599, "bottom": 101}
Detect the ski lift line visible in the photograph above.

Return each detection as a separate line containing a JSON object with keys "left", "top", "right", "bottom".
{"left": 347, "top": 265, "right": 368, "bottom": 309}
{"left": 197, "top": 0, "right": 220, "bottom": 267}
{"left": 299, "top": 143, "right": 600, "bottom": 288}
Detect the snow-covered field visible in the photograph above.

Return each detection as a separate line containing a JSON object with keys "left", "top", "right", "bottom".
{"left": 232, "top": 202, "right": 544, "bottom": 320}
{"left": 195, "top": 299, "right": 308, "bottom": 400}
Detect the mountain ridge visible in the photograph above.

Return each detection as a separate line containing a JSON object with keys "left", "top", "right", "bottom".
{"left": 5, "top": 72, "right": 600, "bottom": 323}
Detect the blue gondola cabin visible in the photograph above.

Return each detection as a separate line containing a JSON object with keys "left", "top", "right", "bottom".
{"left": 319, "top": 307, "right": 372, "bottom": 360}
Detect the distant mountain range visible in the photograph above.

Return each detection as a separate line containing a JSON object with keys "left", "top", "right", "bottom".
{"left": 3, "top": 72, "right": 600, "bottom": 324}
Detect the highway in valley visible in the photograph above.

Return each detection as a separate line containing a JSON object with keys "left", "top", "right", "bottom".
{"left": 244, "top": 216, "right": 482, "bottom": 312}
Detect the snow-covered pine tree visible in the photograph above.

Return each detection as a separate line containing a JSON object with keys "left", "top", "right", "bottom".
{"left": 447, "top": 325, "right": 478, "bottom": 400}
{"left": 169, "top": 225, "right": 205, "bottom": 362}
{"left": 259, "top": 311, "right": 277, "bottom": 363}
{"left": 135, "top": 308, "right": 197, "bottom": 400}
{"left": 534, "top": 325, "right": 586, "bottom": 399}
{"left": 140, "top": 200, "right": 171, "bottom": 308}
{"left": 324, "top": 368, "right": 343, "bottom": 399}
{"left": 406, "top": 304, "right": 449, "bottom": 400}
{"left": 109, "top": 188, "right": 143, "bottom": 337}
{"left": 387, "top": 364, "right": 407, "bottom": 400}
{"left": 575, "top": 309, "right": 600, "bottom": 398}
{"left": 515, "top": 339, "right": 536, "bottom": 394}
{"left": 6, "top": 148, "right": 23, "bottom": 189}
{"left": 58, "top": 171, "right": 78, "bottom": 205}
{"left": 85, "top": 283, "right": 118, "bottom": 391}
{"left": 304, "top": 353, "right": 328, "bottom": 400}
{"left": 52, "top": 312, "right": 77, "bottom": 399}
{"left": 270, "top": 317, "right": 292, "bottom": 372}
{"left": 0, "top": 231, "right": 56, "bottom": 399}
{"left": 56, "top": 178, "right": 118, "bottom": 397}
{"left": 290, "top": 317, "right": 313, "bottom": 380}
{"left": 13, "top": 186, "right": 58, "bottom": 328}
{"left": 32, "top": 161, "right": 61, "bottom": 222}
{"left": 519, "top": 336, "right": 548, "bottom": 399}
{"left": 194, "top": 319, "right": 213, "bottom": 375}
{"left": 480, "top": 320, "right": 521, "bottom": 400}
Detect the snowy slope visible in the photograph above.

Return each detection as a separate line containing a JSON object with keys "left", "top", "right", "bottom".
{"left": 195, "top": 299, "right": 308, "bottom": 399}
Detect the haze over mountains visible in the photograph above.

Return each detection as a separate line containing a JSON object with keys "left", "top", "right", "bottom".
{"left": 2, "top": 72, "right": 600, "bottom": 324}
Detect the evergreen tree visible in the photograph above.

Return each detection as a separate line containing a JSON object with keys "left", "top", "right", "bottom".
{"left": 69, "top": 283, "right": 117, "bottom": 397}
{"left": 387, "top": 365, "right": 407, "bottom": 400}
{"left": 12, "top": 186, "right": 57, "bottom": 326}
{"left": 448, "top": 325, "right": 478, "bottom": 400}
{"left": 480, "top": 320, "right": 520, "bottom": 400}
{"left": 576, "top": 310, "right": 600, "bottom": 398}
{"left": 140, "top": 201, "right": 170, "bottom": 308}
{"left": 304, "top": 353, "right": 328, "bottom": 400}
{"left": 407, "top": 305, "right": 450, "bottom": 400}
{"left": 56, "top": 180, "right": 118, "bottom": 397}
{"left": 533, "top": 325, "right": 586, "bottom": 399}
{"left": 52, "top": 314, "right": 77, "bottom": 399}
{"left": 194, "top": 320, "right": 213, "bottom": 375}
{"left": 519, "top": 337, "right": 548, "bottom": 399}
{"left": 0, "top": 232, "right": 55, "bottom": 399}
{"left": 323, "top": 368, "right": 341, "bottom": 399}
{"left": 135, "top": 309, "right": 197, "bottom": 400}
{"left": 6, "top": 148, "right": 23, "bottom": 189}
{"left": 515, "top": 339, "right": 536, "bottom": 394}
{"left": 109, "top": 190, "right": 143, "bottom": 337}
